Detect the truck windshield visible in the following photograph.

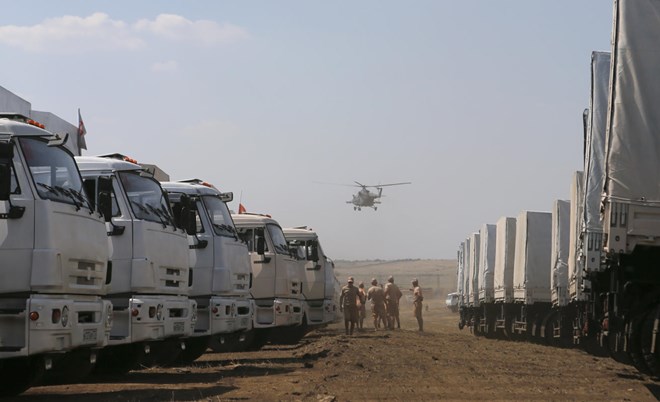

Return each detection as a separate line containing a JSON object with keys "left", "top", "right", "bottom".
{"left": 119, "top": 172, "right": 174, "bottom": 226}
{"left": 201, "top": 195, "right": 236, "bottom": 237}
{"left": 19, "top": 137, "right": 89, "bottom": 208}
{"left": 266, "top": 223, "right": 291, "bottom": 255}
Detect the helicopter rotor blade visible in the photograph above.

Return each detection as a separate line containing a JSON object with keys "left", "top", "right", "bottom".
{"left": 313, "top": 181, "right": 361, "bottom": 188}
{"left": 374, "top": 182, "right": 412, "bottom": 187}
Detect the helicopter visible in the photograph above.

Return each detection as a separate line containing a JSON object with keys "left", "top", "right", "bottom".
{"left": 346, "top": 181, "right": 411, "bottom": 211}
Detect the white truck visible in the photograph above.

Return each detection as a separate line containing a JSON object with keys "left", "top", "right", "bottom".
{"left": 0, "top": 114, "right": 112, "bottom": 396}
{"left": 283, "top": 227, "right": 337, "bottom": 331}
{"left": 76, "top": 154, "right": 196, "bottom": 373}
{"left": 595, "top": 0, "right": 660, "bottom": 376}
{"left": 232, "top": 213, "right": 304, "bottom": 348}
{"left": 161, "top": 179, "right": 253, "bottom": 357}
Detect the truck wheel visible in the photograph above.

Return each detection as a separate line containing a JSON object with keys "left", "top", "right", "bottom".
{"left": 93, "top": 343, "right": 145, "bottom": 376}
{"left": 641, "top": 305, "right": 660, "bottom": 376}
{"left": 140, "top": 339, "right": 184, "bottom": 368}
{"left": 608, "top": 324, "right": 634, "bottom": 365}
{"left": 39, "top": 348, "right": 96, "bottom": 385}
{"left": 628, "top": 310, "right": 651, "bottom": 374}
{"left": 0, "top": 356, "right": 43, "bottom": 397}
{"left": 210, "top": 331, "right": 253, "bottom": 353}
{"left": 170, "top": 337, "right": 211, "bottom": 366}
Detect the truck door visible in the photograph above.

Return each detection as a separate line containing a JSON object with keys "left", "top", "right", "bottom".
{"left": 265, "top": 224, "right": 300, "bottom": 299}
{"left": 83, "top": 175, "right": 134, "bottom": 294}
{"left": 0, "top": 140, "right": 34, "bottom": 293}
{"left": 239, "top": 227, "right": 276, "bottom": 300}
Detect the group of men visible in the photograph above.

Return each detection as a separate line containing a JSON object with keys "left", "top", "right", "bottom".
{"left": 339, "top": 275, "right": 424, "bottom": 335}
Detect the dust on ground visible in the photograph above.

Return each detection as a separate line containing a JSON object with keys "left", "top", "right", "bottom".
{"left": 13, "top": 260, "right": 660, "bottom": 401}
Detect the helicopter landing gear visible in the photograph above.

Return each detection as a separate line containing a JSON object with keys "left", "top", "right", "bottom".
{"left": 374, "top": 207, "right": 377, "bottom": 211}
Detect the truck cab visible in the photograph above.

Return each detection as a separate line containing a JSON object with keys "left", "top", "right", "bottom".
{"left": 161, "top": 179, "right": 252, "bottom": 357}
{"left": 283, "top": 227, "right": 337, "bottom": 327}
{"left": 76, "top": 154, "right": 196, "bottom": 372}
{"left": 232, "top": 213, "right": 303, "bottom": 346}
{"left": 0, "top": 115, "right": 112, "bottom": 395}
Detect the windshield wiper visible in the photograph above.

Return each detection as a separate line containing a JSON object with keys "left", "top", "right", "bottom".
{"left": 146, "top": 204, "right": 168, "bottom": 229}
{"left": 52, "top": 185, "right": 82, "bottom": 211}
{"left": 67, "top": 186, "right": 95, "bottom": 214}
{"left": 37, "top": 182, "right": 61, "bottom": 195}
{"left": 213, "top": 223, "right": 238, "bottom": 238}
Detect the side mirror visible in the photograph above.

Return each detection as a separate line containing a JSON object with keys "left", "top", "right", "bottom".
{"left": 0, "top": 142, "right": 14, "bottom": 201}
{"left": 256, "top": 237, "right": 266, "bottom": 255}
{"left": 310, "top": 245, "right": 319, "bottom": 262}
{"left": 97, "top": 177, "right": 114, "bottom": 222}
{"left": 185, "top": 212, "right": 197, "bottom": 235}
{"left": 98, "top": 191, "right": 112, "bottom": 222}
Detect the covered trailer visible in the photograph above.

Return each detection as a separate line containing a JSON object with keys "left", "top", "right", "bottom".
{"left": 511, "top": 211, "right": 552, "bottom": 338}
{"left": 494, "top": 216, "right": 516, "bottom": 337}
{"left": 494, "top": 217, "right": 517, "bottom": 304}
{"left": 551, "top": 200, "right": 571, "bottom": 308}
{"left": 476, "top": 224, "right": 497, "bottom": 335}
{"left": 596, "top": 0, "right": 660, "bottom": 374}
{"left": 469, "top": 232, "right": 480, "bottom": 308}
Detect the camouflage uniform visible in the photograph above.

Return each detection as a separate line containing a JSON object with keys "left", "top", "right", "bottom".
{"left": 384, "top": 279, "right": 403, "bottom": 329}
{"left": 340, "top": 278, "right": 359, "bottom": 335}
{"left": 367, "top": 282, "right": 387, "bottom": 329}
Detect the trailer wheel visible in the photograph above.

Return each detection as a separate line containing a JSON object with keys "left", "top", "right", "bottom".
{"left": 641, "top": 305, "right": 660, "bottom": 376}
{"left": 628, "top": 310, "right": 651, "bottom": 374}
{"left": 608, "top": 320, "right": 634, "bottom": 365}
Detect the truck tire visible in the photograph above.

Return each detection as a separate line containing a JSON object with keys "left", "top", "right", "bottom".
{"left": 641, "top": 305, "right": 660, "bottom": 376}
{"left": 0, "top": 356, "right": 43, "bottom": 397}
{"left": 628, "top": 310, "right": 651, "bottom": 374}
{"left": 170, "top": 336, "right": 211, "bottom": 366}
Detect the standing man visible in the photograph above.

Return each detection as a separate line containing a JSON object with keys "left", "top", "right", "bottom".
{"left": 339, "top": 276, "right": 359, "bottom": 335}
{"left": 412, "top": 278, "right": 424, "bottom": 332}
{"left": 367, "top": 278, "right": 387, "bottom": 330}
{"left": 384, "top": 276, "right": 403, "bottom": 329}
{"left": 357, "top": 282, "right": 367, "bottom": 330}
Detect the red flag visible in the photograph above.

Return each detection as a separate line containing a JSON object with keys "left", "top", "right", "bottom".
{"left": 77, "top": 108, "right": 87, "bottom": 151}
{"left": 238, "top": 203, "right": 246, "bottom": 214}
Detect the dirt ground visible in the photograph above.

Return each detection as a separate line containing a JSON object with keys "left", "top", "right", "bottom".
{"left": 11, "top": 260, "right": 660, "bottom": 401}
{"left": 12, "top": 297, "right": 660, "bottom": 402}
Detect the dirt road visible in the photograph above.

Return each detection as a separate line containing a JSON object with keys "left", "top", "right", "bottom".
{"left": 13, "top": 296, "right": 660, "bottom": 401}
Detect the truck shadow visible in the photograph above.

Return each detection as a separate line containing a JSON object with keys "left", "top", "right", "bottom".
{"left": 12, "top": 384, "right": 237, "bottom": 401}
{"left": 200, "top": 347, "right": 330, "bottom": 368}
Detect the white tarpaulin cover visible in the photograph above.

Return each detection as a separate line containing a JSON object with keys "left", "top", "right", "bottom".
{"left": 478, "top": 224, "right": 496, "bottom": 302}
{"left": 464, "top": 237, "right": 472, "bottom": 304}
{"left": 494, "top": 217, "right": 516, "bottom": 303}
{"left": 457, "top": 242, "right": 465, "bottom": 296}
{"left": 513, "top": 211, "right": 552, "bottom": 304}
{"left": 605, "top": 0, "right": 660, "bottom": 203}
{"left": 551, "top": 200, "right": 571, "bottom": 306}
{"left": 584, "top": 51, "right": 610, "bottom": 229}
{"left": 469, "top": 232, "right": 480, "bottom": 306}
{"left": 569, "top": 171, "right": 586, "bottom": 300}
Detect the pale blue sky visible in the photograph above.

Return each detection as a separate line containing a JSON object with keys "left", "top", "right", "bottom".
{"left": 0, "top": 1, "right": 613, "bottom": 260}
